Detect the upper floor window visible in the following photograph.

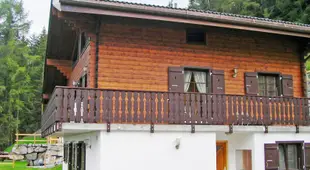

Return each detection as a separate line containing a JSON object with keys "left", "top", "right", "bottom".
{"left": 168, "top": 67, "right": 225, "bottom": 94}
{"left": 73, "top": 31, "right": 90, "bottom": 64}
{"left": 258, "top": 74, "right": 279, "bottom": 96}
{"left": 184, "top": 70, "right": 209, "bottom": 93}
{"left": 79, "top": 74, "right": 87, "bottom": 88}
{"left": 186, "top": 28, "right": 206, "bottom": 45}
{"left": 245, "top": 72, "right": 293, "bottom": 97}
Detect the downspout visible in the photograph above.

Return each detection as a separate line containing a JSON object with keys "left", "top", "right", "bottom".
{"left": 95, "top": 16, "right": 101, "bottom": 88}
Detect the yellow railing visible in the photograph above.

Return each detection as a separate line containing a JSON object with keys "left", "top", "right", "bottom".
{"left": 15, "top": 133, "right": 60, "bottom": 144}
{"left": 0, "top": 155, "right": 15, "bottom": 168}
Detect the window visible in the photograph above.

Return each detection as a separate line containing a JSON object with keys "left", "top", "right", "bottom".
{"left": 279, "top": 143, "right": 302, "bottom": 170}
{"left": 72, "top": 31, "right": 90, "bottom": 65}
{"left": 79, "top": 74, "right": 87, "bottom": 88}
{"left": 66, "top": 142, "right": 86, "bottom": 170}
{"left": 186, "top": 28, "right": 206, "bottom": 45}
{"left": 184, "top": 69, "right": 209, "bottom": 93}
{"left": 265, "top": 143, "right": 307, "bottom": 170}
{"left": 258, "top": 74, "right": 279, "bottom": 96}
{"left": 245, "top": 72, "right": 293, "bottom": 97}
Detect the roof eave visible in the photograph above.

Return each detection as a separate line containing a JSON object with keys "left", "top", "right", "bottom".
{"left": 58, "top": 0, "right": 310, "bottom": 38}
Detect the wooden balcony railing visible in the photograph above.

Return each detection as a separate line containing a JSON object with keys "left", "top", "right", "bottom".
{"left": 41, "top": 86, "right": 310, "bottom": 136}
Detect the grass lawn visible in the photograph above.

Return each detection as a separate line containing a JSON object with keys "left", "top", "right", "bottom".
{"left": 0, "top": 161, "right": 62, "bottom": 170}
{"left": 4, "top": 136, "right": 47, "bottom": 152}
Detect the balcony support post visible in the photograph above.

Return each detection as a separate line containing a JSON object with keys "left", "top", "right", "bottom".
{"left": 107, "top": 122, "right": 111, "bottom": 132}
{"left": 296, "top": 125, "right": 300, "bottom": 134}
{"left": 150, "top": 123, "right": 154, "bottom": 133}
{"left": 191, "top": 125, "right": 195, "bottom": 133}
{"left": 229, "top": 125, "right": 233, "bottom": 134}
{"left": 264, "top": 125, "right": 268, "bottom": 133}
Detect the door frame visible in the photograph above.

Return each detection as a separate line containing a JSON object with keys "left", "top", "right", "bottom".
{"left": 216, "top": 141, "right": 228, "bottom": 170}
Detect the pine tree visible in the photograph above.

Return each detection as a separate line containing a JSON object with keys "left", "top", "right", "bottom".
{"left": 188, "top": 0, "right": 310, "bottom": 24}
{"left": 0, "top": 0, "right": 46, "bottom": 148}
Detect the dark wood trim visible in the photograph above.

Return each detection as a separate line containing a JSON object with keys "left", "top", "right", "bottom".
{"left": 182, "top": 66, "right": 212, "bottom": 71}
{"left": 95, "top": 16, "right": 101, "bottom": 88}
{"left": 276, "top": 141, "right": 304, "bottom": 144}
{"left": 257, "top": 71, "right": 282, "bottom": 76}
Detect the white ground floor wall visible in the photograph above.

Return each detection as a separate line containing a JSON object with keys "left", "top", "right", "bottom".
{"left": 61, "top": 124, "right": 310, "bottom": 170}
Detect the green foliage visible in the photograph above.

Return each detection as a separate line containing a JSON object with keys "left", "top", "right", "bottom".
{"left": 0, "top": 0, "right": 46, "bottom": 149}
{"left": 0, "top": 161, "right": 62, "bottom": 170}
{"left": 188, "top": 0, "right": 310, "bottom": 24}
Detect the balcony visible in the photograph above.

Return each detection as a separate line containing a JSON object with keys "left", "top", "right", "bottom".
{"left": 41, "top": 86, "right": 310, "bottom": 136}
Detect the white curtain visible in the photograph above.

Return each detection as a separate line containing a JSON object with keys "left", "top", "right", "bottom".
{"left": 287, "top": 145, "right": 298, "bottom": 169}
{"left": 193, "top": 71, "right": 207, "bottom": 93}
{"left": 279, "top": 145, "right": 286, "bottom": 169}
{"left": 184, "top": 71, "right": 192, "bottom": 92}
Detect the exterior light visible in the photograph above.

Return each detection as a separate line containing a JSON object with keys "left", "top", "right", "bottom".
{"left": 83, "top": 66, "right": 88, "bottom": 73}
{"left": 233, "top": 68, "right": 238, "bottom": 78}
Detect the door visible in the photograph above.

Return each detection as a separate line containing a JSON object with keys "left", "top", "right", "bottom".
{"left": 217, "top": 142, "right": 227, "bottom": 170}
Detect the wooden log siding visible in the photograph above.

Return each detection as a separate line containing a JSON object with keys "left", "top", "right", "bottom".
{"left": 42, "top": 86, "right": 310, "bottom": 135}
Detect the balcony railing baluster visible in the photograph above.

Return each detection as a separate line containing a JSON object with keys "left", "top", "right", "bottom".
{"left": 41, "top": 86, "right": 310, "bottom": 136}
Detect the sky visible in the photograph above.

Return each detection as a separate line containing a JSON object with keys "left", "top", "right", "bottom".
{"left": 23, "top": 0, "right": 189, "bottom": 35}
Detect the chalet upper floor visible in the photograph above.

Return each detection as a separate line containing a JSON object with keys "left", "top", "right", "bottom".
{"left": 42, "top": 0, "right": 310, "bottom": 137}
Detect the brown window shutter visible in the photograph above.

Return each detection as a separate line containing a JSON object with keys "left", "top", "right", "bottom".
{"left": 168, "top": 67, "right": 184, "bottom": 92}
{"left": 305, "top": 143, "right": 310, "bottom": 170}
{"left": 64, "top": 143, "right": 68, "bottom": 163}
{"left": 265, "top": 144, "right": 279, "bottom": 170}
{"left": 68, "top": 143, "right": 72, "bottom": 170}
{"left": 211, "top": 70, "right": 225, "bottom": 94}
{"left": 282, "top": 75, "right": 293, "bottom": 97}
{"left": 81, "top": 142, "right": 86, "bottom": 170}
{"left": 245, "top": 72, "right": 258, "bottom": 95}
{"left": 77, "top": 143, "right": 81, "bottom": 170}
{"left": 72, "top": 143, "right": 76, "bottom": 170}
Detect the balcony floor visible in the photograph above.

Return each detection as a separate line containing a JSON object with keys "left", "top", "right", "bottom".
{"left": 49, "top": 123, "right": 310, "bottom": 137}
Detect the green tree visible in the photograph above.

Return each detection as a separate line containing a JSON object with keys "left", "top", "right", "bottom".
{"left": 0, "top": 0, "right": 46, "bottom": 148}
{"left": 188, "top": 0, "right": 310, "bottom": 24}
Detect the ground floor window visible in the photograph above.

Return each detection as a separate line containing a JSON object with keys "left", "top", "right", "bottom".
{"left": 265, "top": 142, "right": 307, "bottom": 170}
{"left": 64, "top": 142, "right": 86, "bottom": 170}
{"left": 279, "top": 143, "right": 302, "bottom": 170}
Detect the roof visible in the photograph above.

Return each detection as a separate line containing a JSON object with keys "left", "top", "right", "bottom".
{"left": 56, "top": 0, "right": 310, "bottom": 38}
{"left": 75, "top": 0, "right": 310, "bottom": 28}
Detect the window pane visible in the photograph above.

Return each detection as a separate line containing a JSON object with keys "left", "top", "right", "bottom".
{"left": 266, "top": 76, "right": 277, "bottom": 96}
{"left": 258, "top": 75, "right": 279, "bottom": 96}
{"left": 287, "top": 145, "right": 298, "bottom": 169}
{"left": 258, "top": 76, "right": 266, "bottom": 96}
{"left": 279, "top": 145, "right": 286, "bottom": 169}
{"left": 184, "top": 69, "right": 208, "bottom": 93}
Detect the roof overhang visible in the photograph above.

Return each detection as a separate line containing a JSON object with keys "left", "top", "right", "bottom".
{"left": 55, "top": 0, "right": 310, "bottom": 38}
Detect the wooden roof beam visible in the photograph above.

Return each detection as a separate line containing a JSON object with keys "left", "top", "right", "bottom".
{"left": 46, "top": 59, "right": 72, "bottom": 66}
{"left": 53, "top": 8, "right": 96, "bottom": 24}
{"left": 46, "top": 59, "right": 72, "bottom": 79}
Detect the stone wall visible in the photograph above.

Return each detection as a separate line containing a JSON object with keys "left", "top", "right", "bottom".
{"left": 10, "top": 144, "right": 63, "bottom": 166}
